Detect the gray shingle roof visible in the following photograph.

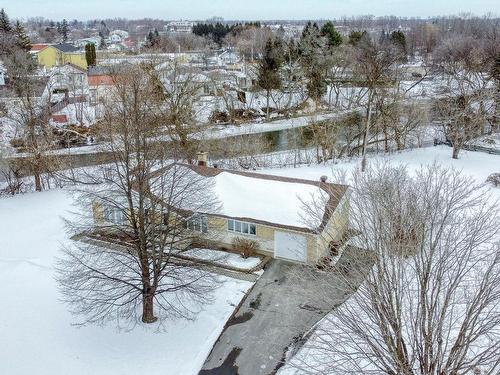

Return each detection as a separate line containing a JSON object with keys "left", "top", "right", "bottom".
{"left": 53, "top": 43, "right": 80, "bottom": 53}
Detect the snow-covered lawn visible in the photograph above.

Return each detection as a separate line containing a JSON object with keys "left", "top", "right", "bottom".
{"left": 259, "top": 145, "right": 499, "bottom": 189}
{"left": 1, "top": 146, "right": 498, "bottom": 374}
{"left": 274, "top": 146, "right": 500, "bottom": 374}
{"left": 183, "top": 248, "right": 262, "bottom": 270}
{"left": 0, "top": 190, "right": 253, "bottom": 375}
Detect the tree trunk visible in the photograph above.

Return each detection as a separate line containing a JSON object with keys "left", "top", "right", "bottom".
{"left": 266, "top": 91, "right": 270, "bottom": 121}
{"left": 33, "top": 155, "right": 42, "bottom": 192}
{"left": 361, "top": 92, "right": 373, "bottom": 172}
{"left": 395, "top": 128, "right": 403, "bottom": 151}
{"left": 452, "top": 145, "right": 460, "bottom": 159}
{"left": 34, "top": 173, "right": 42, "bottom": 192}
{"left": 383, "top": 124, "right": 389, "bottom": 153}
{"left": 142, "top": 292, "right": 157, "bottom": 323}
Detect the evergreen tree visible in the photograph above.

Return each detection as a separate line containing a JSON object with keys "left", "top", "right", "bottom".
{"left": 99, "top": 20, "right": 110, "bottom": 38}
{"left": 348, "top": 30, "right": 368, "bottom": 46}
{"left": 14, "top": 21, "right": 31, "bottom": 52}
{"left": 321, "top": 21, "right": 342, "bottom": 48}
{"left": 91, "top": 43, "right": 96, "bottom": 65}
{"left": 85, "top": 43, "right": 90, "bottom": 63}
{"left": 299, "top": 22, "right": 329, "bottom": 106}
{"left": 146, "top": 30, "right": 155, "bottom": 48}
{"left": 60, "top": 19, "right": 69, "bottom": 42}
{"left": 99, "top": 36, "right": 107, "bottom": 50}
{"left": 257, "top": 37, "right": 284, "bottom": 120}
{"left": 192, "top": 22, "right": 233, "bottom": 45}
{"left": 0, "top": 8, "right": 12, "bottom": 33}
{"left": 145, "top": 29, "right": 161, "bottom": 49}
{"left": 390, "top": 30, "right": 407, "bottom": 56}
{"left": 85, "top": 43, "right": 96, "bottom": 66}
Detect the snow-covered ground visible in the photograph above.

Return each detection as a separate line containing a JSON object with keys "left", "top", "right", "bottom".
{"left": 0, "top": 189, "right": 253, "bottom": 375}
{"left": 1, "top": 146, "right": 498, "bottom": 374}
{"left": 259, "top": 145, "right": 499, "bottom": 189}
{"left": 197, "top": 108, "right": 363, "bottom": 141}
{"left": 274, "top": 146, "right": 500, "bottom": 374}
{"left": 469, "top": 133, "right": 500, "bottom": 151}
{"left": 184, "top": 248, "right": 262, "bottom": 270}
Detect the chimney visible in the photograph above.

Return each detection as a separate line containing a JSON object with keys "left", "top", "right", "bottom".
{"left": 197, "top": 151, "right": 208, "bottom": 167}
{"left": 320, "top": 175, "right": 328, "bottom": 183}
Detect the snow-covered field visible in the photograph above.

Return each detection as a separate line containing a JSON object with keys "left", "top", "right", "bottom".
{"left": 259, "top": 145, "right": 499, "bottom": 190}
{"left": 0, "top": 190, "right": 253, "bottom": 375}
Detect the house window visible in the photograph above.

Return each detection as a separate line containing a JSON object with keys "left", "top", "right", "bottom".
{"left": 227, "top": 219, "right": 256, "bottom": 236}
{"left": 187, "top": 215, "right": 208, "bottom": 233}
{"left": 103, "top": 206, "right": 126, "bottom": 225}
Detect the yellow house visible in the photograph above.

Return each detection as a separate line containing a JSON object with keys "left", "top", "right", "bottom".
{"left": 37, "top": 43, "right": 87, "bottom": 70}
{"left": 92, "top": 161, "right": 351, "bottom": 266}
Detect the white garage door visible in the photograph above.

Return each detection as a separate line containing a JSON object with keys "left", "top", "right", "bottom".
{"left": 274, "top": 231, "right": 307, "bottom": 262}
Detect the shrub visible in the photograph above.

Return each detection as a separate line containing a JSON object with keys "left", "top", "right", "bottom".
{"left": 232, "top": 237, "right": 260, "bottom": 259}
{"left": 486, "top": 173, "right": 500, "bottom": 187}
{"left": 209, "top": 110, "right": 229, "bottom": 123}
{"left": 9, "top": 138, "right": 25, "bottom": 148}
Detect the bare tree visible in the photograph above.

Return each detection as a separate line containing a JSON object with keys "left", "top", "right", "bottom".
{"left": 225, "top": 26, "right": 272, "bottom": 62}
{"left": 433, "top": 36, "right": 495, "bottom": 159}
{"left": 5, "top": 49, "right": 54, "bottom": 191}
{"left": 349, "top": 35, "right": 401, "bottom": 170}
{"left": 278, "top": 39, "right": 308, "bottom": 117}
{"left": 375, "top": 89, "right": 429, "bottom": 152}
{"left": 0, "top": 147, "right": 24, "bottom": 195}
{"left": 56, "top": 64, "right": 221, "bottom": 328}
{"left": 289, "top": 164, "right": 500, "bottom": 375}
{"left": 158, "top": 62, "right": 206, "bottom": 163}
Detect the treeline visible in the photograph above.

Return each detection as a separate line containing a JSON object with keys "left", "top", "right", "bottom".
{"left": 254, "top": 18, "right": 499, "bottom": 162}
{"left": 192, "top": 22, "right": 261, "bottom": 45}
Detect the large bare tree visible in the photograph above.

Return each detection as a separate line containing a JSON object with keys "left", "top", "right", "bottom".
{"left": 57, "top": 64, "right": 221, "bottom": 327}
{"left": 289, "top": 164, "right": 500, "bottom": 375}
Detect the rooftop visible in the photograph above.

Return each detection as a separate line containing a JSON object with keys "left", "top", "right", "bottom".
{"left": 151, "top": 163, "right": 348, "bottom": 232}
{"left": 52, "top": 43, "right": 80, "bottom": 53}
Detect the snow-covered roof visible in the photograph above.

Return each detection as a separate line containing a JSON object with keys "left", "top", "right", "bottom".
{"left": 150, "top": 164, "right": 348, "bottom": 231}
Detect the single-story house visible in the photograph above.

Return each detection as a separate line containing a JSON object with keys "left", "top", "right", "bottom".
{"left": 93, "top": 155, "right": 350, "bottom": 265}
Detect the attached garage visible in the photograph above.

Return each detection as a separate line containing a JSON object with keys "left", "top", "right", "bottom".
{"left": 274, "top": 231, "right": 308, "bottom": 263}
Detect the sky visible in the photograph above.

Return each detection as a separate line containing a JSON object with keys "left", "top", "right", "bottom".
{"left": 4, "top": 0, "right": 500, "bottom": 21}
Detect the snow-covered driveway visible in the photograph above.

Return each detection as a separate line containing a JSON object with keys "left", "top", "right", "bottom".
{"left": 0, "top": 190, "right": 252, "bottom": 375}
